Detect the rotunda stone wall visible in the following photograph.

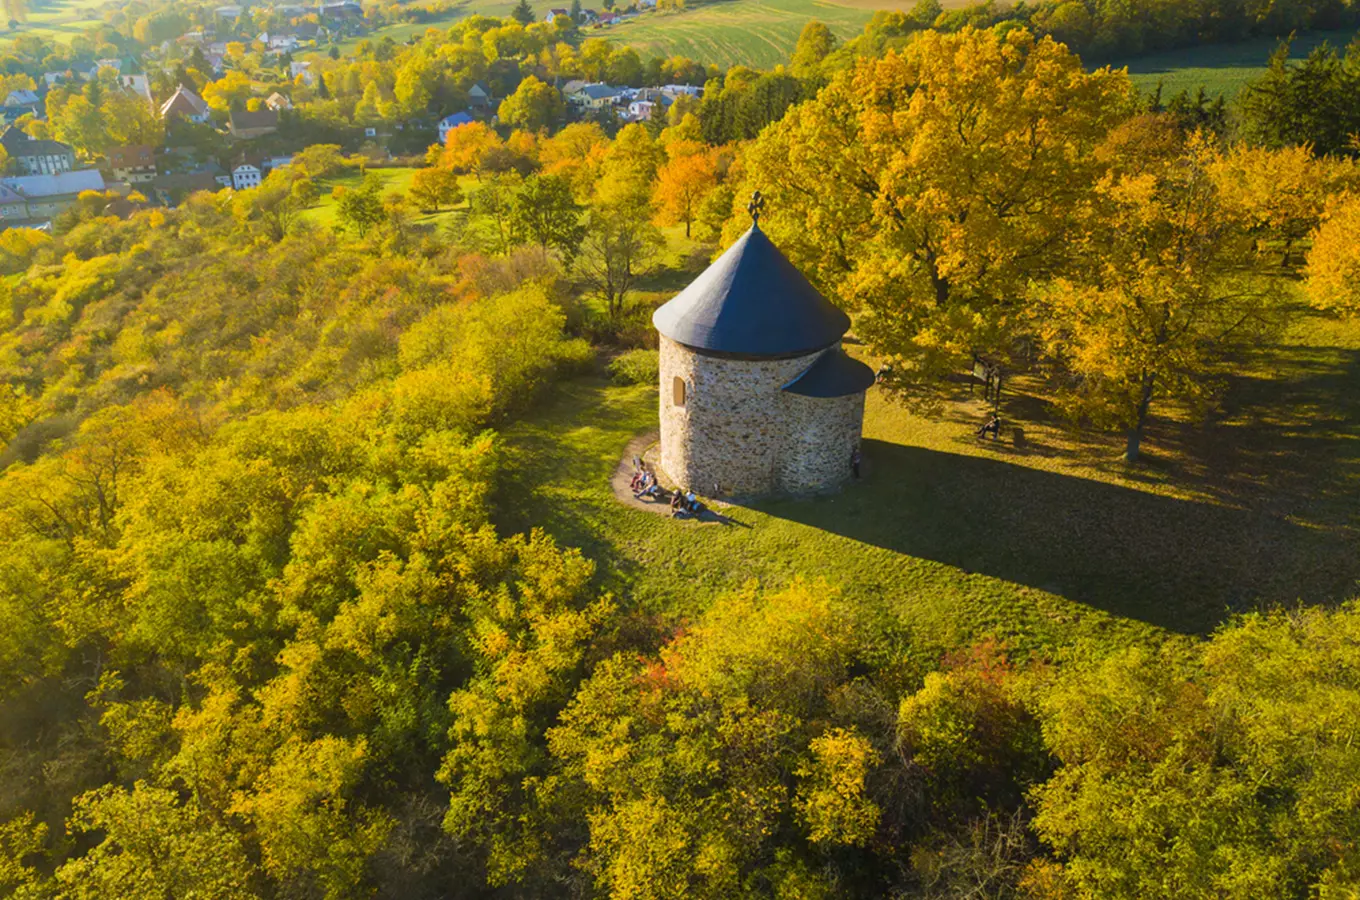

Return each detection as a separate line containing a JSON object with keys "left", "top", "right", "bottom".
{"left": 658, "top": 336, "right": 866, "bottom": 496}
{"left": 777, "top": 391, "right": 865, "bottom": 494}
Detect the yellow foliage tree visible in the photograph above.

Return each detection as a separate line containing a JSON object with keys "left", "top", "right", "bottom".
{"left": 652, "top": 148, "right": 717, "bottom": 238}
{"left": 440, "top": 120, "right": 502, "bottom": 177}
{"left": 737, "top": 27, "right": 1133, "bottom": 396}
{"left": 1304, "top": 194, "right": 1360, "bottom": 316}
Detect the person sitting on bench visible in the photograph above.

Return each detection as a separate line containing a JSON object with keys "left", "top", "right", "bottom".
{"left": 634, "top": 470, "right": 658, "bottom": 499}
{"left": 684, "top": 489, "right": 702, "bottom": 515}
{"left": 976, "top": 413, "right": 1002, "bottom": 440}
{"left": 670, "top": 490, "right": 685, "bottom": 514}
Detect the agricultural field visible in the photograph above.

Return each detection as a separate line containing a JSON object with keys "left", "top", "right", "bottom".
{"left": 497, "top": 296, "right": 1360, "bottom": 661}
{"left": 1105, "top": 28, "right": 1359, "bottom": 98}
{"left": 2, "top": 0, "right": 106, "bottom": 43}
{"left": 603, "top": 0, "right": 899, "bottom": 70}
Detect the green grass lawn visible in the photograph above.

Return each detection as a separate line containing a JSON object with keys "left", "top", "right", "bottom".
{"left": 301, "top": 165, "right": 474, "bottom": 230}
{"left": 604, "top": 0, "right": 883, "bottom": 70}
{"left": 3, "top": 0, "right": 106, "bottom": 43}
{"left": 1107, "top": 28, "right": 1360, "bottom": 98}
{"left": 495, "top": 298, "right": 1360, "bottom": 665}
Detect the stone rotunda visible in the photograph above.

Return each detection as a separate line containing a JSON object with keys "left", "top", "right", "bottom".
{"left": 651, "top": 202, "right": 876, "bottom": 497}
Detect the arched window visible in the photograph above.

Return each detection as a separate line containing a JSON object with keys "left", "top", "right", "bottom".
{"left": 673, "top": 376, "right": 687, "bottom": 408}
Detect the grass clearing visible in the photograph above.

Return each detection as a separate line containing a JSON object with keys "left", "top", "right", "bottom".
{"left": 1108, "top": 28, "right": 1360, "bottom": 98}
{"left": 496, "top": 292, "right": 1360, "bottom": 664}
{"left": 301, "top": 165, "right": 474, "bottom": 231}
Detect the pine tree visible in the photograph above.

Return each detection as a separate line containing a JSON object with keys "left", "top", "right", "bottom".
{"left": 511, "top": 0, "right": 534, "bottom": 25}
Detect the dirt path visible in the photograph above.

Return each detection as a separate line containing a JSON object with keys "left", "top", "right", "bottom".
{"left": 610, "top": 432, "right": 741, "bottom": 525}
{"left": 610, "top": 432, "right": 672, "bottom": 515}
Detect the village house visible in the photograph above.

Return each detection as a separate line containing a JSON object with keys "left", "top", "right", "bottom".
{"left": 290, "top": 61, "right": 315, "bottom": 85}
{"left": 567, "top": 82, "right": 625, "bottom": 111}
{"left": 231, "top": 163, "right": 262, "bottom": 190}
{"left": 229, "top": 108, "right": 279, "bottom": 139}
{"left": 1, "top": 90, "right": 42, "bottom": 122}
{"left": 468, "top": 81, "right": 492, "bottom": 109}
{"left": 544, "top": 8, "right": 570, "bottom": 22}
{"left": 109, "top": 145, "right": 156, "bottom": 183}
{"left": 437, "top": 111, "right": 475, "bottom": 143}
{"left": 1, "top": 129, "right": 75, "bottom": 176}
{"left": 0, "top": 170, "right": 107, "bottom": 224}
{"left": 161, "top": 85, "right": 212, "bottom": 124}
{"left": 266, "top": 92, "right": 292, "bottom": 111}
{"left": 117, "top": 73, "right": 154, "bottom": 106}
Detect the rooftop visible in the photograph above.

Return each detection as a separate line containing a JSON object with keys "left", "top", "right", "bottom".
{"left": 782, "top": 347, "right": 876, "bottom": 398}
{"left": 652, "top": 223, "right": 850, "bottom": 357}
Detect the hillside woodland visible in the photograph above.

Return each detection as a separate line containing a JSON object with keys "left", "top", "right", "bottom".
{"left": 2, "top": 22, "right": 1360, "bottom": 900}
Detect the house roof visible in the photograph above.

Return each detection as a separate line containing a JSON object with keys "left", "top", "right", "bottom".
{"left": 440, "top": 111, "right": 474, "bottom": 127}
{"left": 4, "top": 90, "right": 39, "bottom": 106}
{"left": 2, "top": 129, "right": 73, "bottom": 158}
{"left": 161, "top": 85, "right": 209, "bottom": 118}
{"left": 653, "top": 223, "right": 850, "bottom": 357}
{"left": 575, "top": 83, "right": 621, "bottom": 100}
{"left": 782, "top": 348, "right": 876, "bottom": 398}
{"left": 2, "top": 169, "right": 105, "bottom": 198}
{"left": 230, "top": 107, "right": 279, "bottom": 131}
{"left": 110, "top": 145, "right": 154, "bottom": 168}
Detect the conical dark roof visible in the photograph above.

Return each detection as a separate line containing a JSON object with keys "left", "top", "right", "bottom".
{"left": 653, "top": 225, "right": 849, "bottom": 357}
{"left": 782, "top": 348, "right": 876, "bottom": 398}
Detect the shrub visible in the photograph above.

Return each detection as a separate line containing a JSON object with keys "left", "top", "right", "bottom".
{"left": 609, "top": 349, "right": 659, "bottom": 385}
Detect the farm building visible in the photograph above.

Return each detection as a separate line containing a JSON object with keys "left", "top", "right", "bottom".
{"left": 652, "top": 200, "right": 875, "bottom": 496}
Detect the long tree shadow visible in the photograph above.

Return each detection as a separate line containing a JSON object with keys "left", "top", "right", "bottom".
{"left": 752, "top": 443, "right": 1359, "bottom": 635}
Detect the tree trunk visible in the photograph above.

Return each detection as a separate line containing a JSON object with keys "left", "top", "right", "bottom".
{"left": 1124, "top": 371, "right": 1156, "bottom": 462}
{"left": 684, "top": 218, "right": 691, "bottom": 239}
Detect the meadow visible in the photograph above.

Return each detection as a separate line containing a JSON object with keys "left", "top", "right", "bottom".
{"left": 495, "top": 289, "right": 1360, "bottom": 663}
{"left": 1109, "top": 27, "right": 1360, "bottom": 98}
{"left": 2, "top": 0, "right": 106, "bottom": 43}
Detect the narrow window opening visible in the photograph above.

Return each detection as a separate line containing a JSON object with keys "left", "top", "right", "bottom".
{"left": 673, "top": 376, "right": 687, "bottom": 408}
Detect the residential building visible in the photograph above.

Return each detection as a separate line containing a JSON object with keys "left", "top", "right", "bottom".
{"left": 290, "top": 61, "right": 315, "bottom": 85}
{"left": 161, "top": 85, "right": 212, "bottom": 124}
{"left": 0, "top": 184, "right": 26, "bottom": 220}
{"left": 0, "top": 170, "right": 107, "bottom": 222}
{"left": 545, "top": 7, "right": 570, "bottom": 22}
{"left": 263, "top": 155, "right": 293, "bottom": 171}
{"left": 1, "top": 128, "right": 75, "bottom": 176}
{"left": 567, "top": 82, "right": 624, "bottom": 111}
{"left": 266, "top": 92, "right": 292, "bottom": 111}
{"left": 109, "top": 145, "right": 156, "bottom": 183}
{"left": 468, "top": 82, "right": 492, "bottom": 108}
{"left": 117, "top": 73, "right": 154, "bottom": 106}
{"left": 1, "top": 90, "right": 42, "bottom": 122}
{"left": 231, "top": 164, "right": 261, "bottom": 190}
{"left": 438, "top": 111, "right": 475, "bottom": 143}
{"left": 228, "top": 108, "right": 279, "bottom": 139}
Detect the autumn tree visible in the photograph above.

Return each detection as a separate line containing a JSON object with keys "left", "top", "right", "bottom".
{"left": 409, "top": 166, "right": 462, "bottom": 212}
{"left": 1304, "top": 194, "right": 1360, "bottom": 316}
{"left": 791, "top": 20, "right": 837, "bottom": 78}
{"left": 1035, "top": 121, "right": 1287, "bottom": 461}
{"left": 653, "top": 145, "right": 717, "bottom": 238}
{"left": 441, "top": 120, "right": 502, "bottom": 178}
{"left": 496, "top": 75, "right": 565, "bottom": 132}
{"left": 737, "top": 27, "right": 1132, "bottom": 397}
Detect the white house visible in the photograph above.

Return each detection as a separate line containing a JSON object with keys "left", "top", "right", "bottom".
{"left": 266, "top": 92, "right": 293, "bottom": 111}
{"left": 437, "top": 111, "right": 474, "bottom": 143}
{"left": 117, "top": 73, "right": 153, "bottom": 106}
{"left": 231, "top": 164, "right": 261, "bottom": 190}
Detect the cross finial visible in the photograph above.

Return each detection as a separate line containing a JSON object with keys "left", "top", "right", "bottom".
{"left": 747, "top": 190, "right": 765, "bottom": 225}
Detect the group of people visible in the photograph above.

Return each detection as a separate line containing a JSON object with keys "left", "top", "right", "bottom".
{"left": 629, "top": 457, "right": 704, "bottom": 519}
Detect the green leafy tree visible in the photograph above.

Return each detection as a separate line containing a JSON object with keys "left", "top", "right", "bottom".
{"left": 334, "top": 173, "right": 386, "bottom": 238}
{"left": 509, "top": 174, "right": 584, "bottom": 257}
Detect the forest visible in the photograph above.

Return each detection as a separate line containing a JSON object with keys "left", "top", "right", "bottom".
{"left": 1, "top": 9, "right": 1360, "bottom": 900}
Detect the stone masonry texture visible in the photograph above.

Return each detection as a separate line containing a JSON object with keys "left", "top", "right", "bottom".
{"left": 657, "top": 335, "right": 867, "bottom": 496}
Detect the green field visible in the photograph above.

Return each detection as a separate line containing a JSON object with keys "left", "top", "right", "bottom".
{"left": 2, "top": 0, "right": 106, "bottom": 43}
{"left": 1109, "top": 28, "right": 1360, "bottom": 98}
{"left": 604, "top": 0, "right": 891, "bottom": 70}
{"left": 301, "top": 165, "right": 473, "bottom": 230}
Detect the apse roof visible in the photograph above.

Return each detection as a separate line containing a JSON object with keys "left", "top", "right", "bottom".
{"left": 782, "top": 347, "right": 877, "bottom": 398}
{"left": 652, "top": 224, "right": 849, "bottom": 357}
